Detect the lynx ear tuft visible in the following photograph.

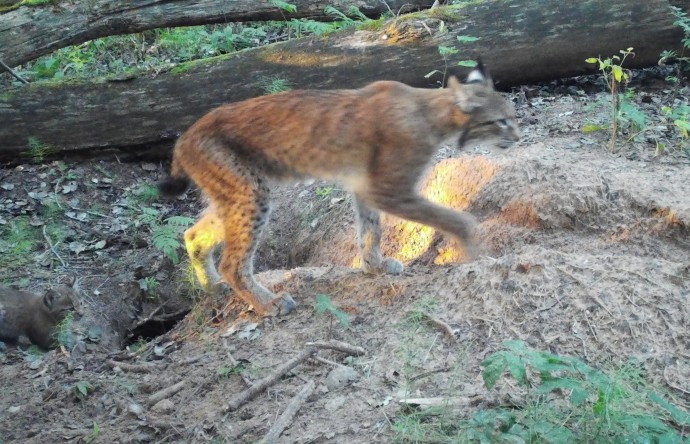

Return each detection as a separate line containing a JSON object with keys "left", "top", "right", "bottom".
{"left": 466, "top": 59, "right": 492, "bottom": 86}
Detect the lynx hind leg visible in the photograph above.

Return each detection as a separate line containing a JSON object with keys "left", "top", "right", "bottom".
{"left": 209, "top": 169, "right": 295, "bottom": 317}
{"left": 353, "top": 195, "right": 403, "bottom": 275}
{"left": 184, "top": 208, "right": 224, "bottom": 290}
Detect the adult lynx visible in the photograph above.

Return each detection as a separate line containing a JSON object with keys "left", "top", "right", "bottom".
{"left": 159, "top": 63, "right": 519, "bottom": 316}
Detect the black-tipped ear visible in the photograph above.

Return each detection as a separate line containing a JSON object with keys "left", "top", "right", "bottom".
{"left": 466, "top": 58, "right": 492, "bottom": 85}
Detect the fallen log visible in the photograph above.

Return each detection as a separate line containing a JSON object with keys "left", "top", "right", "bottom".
{"left": 0, "top": 0, "right": 686, "bottom": 161}
{"left": 0, "top": 0, "right": 434, "bottom": 68}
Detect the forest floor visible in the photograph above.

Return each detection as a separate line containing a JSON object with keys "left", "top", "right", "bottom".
{"left": 1, "top": 71, "right": 689, "bottom": 443}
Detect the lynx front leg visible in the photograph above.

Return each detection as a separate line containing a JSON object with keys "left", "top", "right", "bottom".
{"left": 365, "top": 190, "right": 478, "bottom": 259}
{"left": 184, "top": 209, "right": 224, "bottom": 290}
{"left": 353, "top": 195, "right": 403, "bottom": 275}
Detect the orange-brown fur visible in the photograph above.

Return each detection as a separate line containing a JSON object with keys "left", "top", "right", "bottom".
{"left": 160, "top": 65, "right": 519, "bottom": 316}
{"left": 0, "top": 282, "right": 80, "bottom": 349}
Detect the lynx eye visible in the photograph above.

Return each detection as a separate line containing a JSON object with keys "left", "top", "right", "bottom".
{"left": 497, "top": 118, "right": 510, "bottom": 129}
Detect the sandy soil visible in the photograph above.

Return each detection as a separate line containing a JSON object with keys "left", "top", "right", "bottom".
{"left": 0, "top": 74, "right": 689, "bottom": 443}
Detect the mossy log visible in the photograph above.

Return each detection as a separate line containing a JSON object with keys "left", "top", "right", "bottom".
{"left": 0, "top": 0, "right": 434, "bottom": 68}
{"left": 0, "top": 0, "right": 688, "bottom": 161}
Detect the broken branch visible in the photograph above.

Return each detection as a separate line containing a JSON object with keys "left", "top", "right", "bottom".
{"left": 225, "top": 348, "right": 317, "bottom": 412}
{"left": 148, "top": 380, "right": 186, "bottom": 406}
{"left": 259, "top": 379, "right": 315, "bottom": 444}
{"left": 304, "top": 340, "right": 365, "bottom": 356}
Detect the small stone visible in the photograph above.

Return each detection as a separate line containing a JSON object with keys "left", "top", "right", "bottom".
{"left": 324, "top": 396, "right": 347, "bottom": 412}
{"left": 325, "top": 366, "right": 358, "bottom": 391}
{"left": 152, "top": 399, "right": 174, "bottom": 413}
{"left": 8, "top": 406, "right": 20, "bottom": 413}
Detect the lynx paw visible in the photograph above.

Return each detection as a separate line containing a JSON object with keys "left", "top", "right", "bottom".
{"left": 362, "top": 257, "right": 404, "bottom": 275}
{"left": 382, "top": 257, "right": 404, "bottom": 275}
{"left": 266, "top": 293, "right": 297, "bottom": 317}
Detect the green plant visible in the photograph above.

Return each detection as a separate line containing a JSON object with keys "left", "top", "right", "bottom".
{"left": 141, "top": 276, "right": 160, "bottom": 298}
{"left": 136, "top": 207, "right": 193, "bottom": 263}
{"left": 392, "top": 341, "right": 690, "bottom": 442}
{"left": 0, "top": 217, "right": 39, "bottom": 279}
{"left": 480, "top": 341, "right": 689, "bottom": 442}
{"left": 217, "top": 365, "right": 244, "bottom": 379}
{"left": 256, "top": 75, "right": 292, "bottom": 94}
{"left": 314, "top": 186, "right": 334, "bottom": 199}
{"left": 425, "top": 36, "right": 479, "bottom": 86}
{"left": 314, "top": 294, "right": 349, "bottom": 332}
{"left": 270, "top": 0, "right": 296, "bottom": 13}
{"left": 26, "top": 137, "right": 56, "bottom": 162}
{"left": 84, "top": 422, "right": 101, "bottom": 444}
{"left": 133, "top": 184, "right": 160, "bottom": 203}
{"left": 129, "top": 337, "right": 147, "bottom": 353}
{"left": 663, "top": 104, "right": 690, "bottom": 143}
{"left": 585, "top": 48, "right": 636, "bottom": 150}
{"left": 54, "top": 312, "right": 76, "bottom": 349}
{"left": 72, "top": 380, "right": 95, "bottom": 401}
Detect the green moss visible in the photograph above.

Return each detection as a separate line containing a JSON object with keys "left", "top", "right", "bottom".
{"left": 403, "top": 3, "right": 475, "bottom": 22}
{"left": 21, "top": 0, "right": 53, "bottom": 5}
{"left": 357, "top": 17, "right": 386, "bottom": 31}
{"left": 170, "top": 52, "right": 235, "bottom": 75}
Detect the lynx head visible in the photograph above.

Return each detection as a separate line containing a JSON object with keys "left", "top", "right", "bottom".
{"left": 42, "top": 278, "right": 82, "bottom": 322}
{"left": 448, "top": 62, "right": 519, "bottom": 150}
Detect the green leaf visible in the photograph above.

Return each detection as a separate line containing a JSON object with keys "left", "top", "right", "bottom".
{"left": 537, "top": 377, "right": 586, "bottom": 395}
{"left": 458, "top": 60, "right": 478, "bottom": 67}
{"left": 582, "top": 122, "right": 609, "bottom": 133}
{"left": 269, "top": 0, "right": 296, "bottom": 13}
{"left": 165, "top": 216, "right": 195, "bottom": 227}
{"left": 571, "top": 387, "right": 589, "bottom": 405}
{"left": 438, "top": 45, "right": 458, "bottom": 56}
{"left": 585, "top": 57, "right": 598, "bottom": 64}
{"left": 505, "top": 353, "right": 527, "bottom": 386}
{"left": 612, "top": 65, "right": 624, "bottom": 82}
{"left": 648, "top": 391, "right": 690, "bottom": 425}
{"left": 482, "top": 351, "right": 508, "bottom": 390}
{"left": 457, "top": 35, "right": 480, "bottom": 43}
{"left": 593, "top": 389, "right": 607, "bottom": 415}
{"left": 314, "top": 294, "right": 349, "bottom": 328}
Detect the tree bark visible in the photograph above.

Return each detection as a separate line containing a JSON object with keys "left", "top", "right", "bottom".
{"left": 0, "top": 0, "right": 434, "bottom": 69}
{"left": 0, "top": 0, "right": 687, "bottom": 161}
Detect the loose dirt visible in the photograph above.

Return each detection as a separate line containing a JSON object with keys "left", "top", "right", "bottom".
{"left": 1, "top": 75, "right": 689, "bottom": 443}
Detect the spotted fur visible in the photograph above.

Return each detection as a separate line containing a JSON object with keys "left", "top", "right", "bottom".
{"left": 160, "top": 64, "right": 519, "bottom": 316}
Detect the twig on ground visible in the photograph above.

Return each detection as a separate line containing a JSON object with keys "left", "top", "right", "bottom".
{"left": 663, "top": 367, "right": 690, "bottom": 395}
{"left": 410, "top": 367, "right": 450, "bottom": 382}
{"left": 0, "top": 59, "right": 28, "bottom": 84}
{"left": 312, "top": 356, "right": 346, "bottom": 368}
{"left": 399, "top": 396, "right": 478, "bottom": 408}
{"left": 304, "top": 340, "right": 365, "bottom": 356}
{"left": 223, "top": 337, "right": 254, "bottom": 387}
{"left": 177, "top": 355, "right": 203, "bottom": 365}
{"left": 259, "top": 379, "right": 315, "bottom": 444}
{"left": 106, "top": 359, "right": 157, "bottom": 373}
{"left": 225, "top": 348, "right": 317, "bottom": 412}
{"left": 42, "top": 225, "right": 66, "bottom": 267}
{"left": 148, "top": 380, "right": 186, "bottom": 405}
{"left": 410, "top": 311, "right": 458, "bottom": 342}
{"left": 583, "top": 310, "right": 598, "bottom": 341}
{"left": 128, "top": 302, "right": 168, "bottom": 332}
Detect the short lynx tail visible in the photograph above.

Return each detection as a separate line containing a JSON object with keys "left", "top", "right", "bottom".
{"left": 158, "top": 155, "right": 191, "bottom": 197}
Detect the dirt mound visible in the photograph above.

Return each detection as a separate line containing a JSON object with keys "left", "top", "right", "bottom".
{"left": 1, "top": 90, "right": 689, "bottom": 443}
